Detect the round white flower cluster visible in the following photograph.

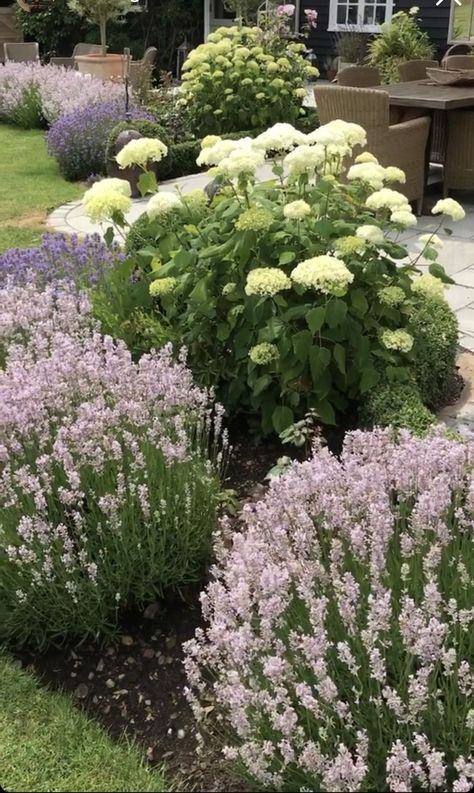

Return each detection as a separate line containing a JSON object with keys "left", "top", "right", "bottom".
{"left": 432, "top": 198, "right": 465, "bottom": 221}
{"left": 378, "top": 286, "right": 407, "bottom": 307}
{"left": 411, "top": 273, "right": 446, "bottom": 302}
{"left": 149, "top": 277, "right": 177, "bottom": 297}
{"left": 253, "top": 122, "right": 307, "bottom": 153}
{"left": 116, "top": 137, "right": 168, "bottom": 170}
{"left": 380, "top": 328, "right": 414, "bottom": 353}
{"left": 283, "top": 200, "right": 311, "bottom": 219}
{"left": 284, "top": 144, "right": 326, "bottom": 177}
{"left": 249, "top": 342, "right": 280, "bottom": 365}
{"left": 219, "top": 147, "right": 265, "bottom": 179}
{"left": 355, "top": 151, "right": 378, "bottom": 164}
{"left": 314, "top": 119, "right": 367, "bottom": 148}
{"left": 356, "top": 224, "right": 385, "bottom": 245}
{"left": 384, "top": 166, "right": 406, "bottom": 184}
{"left": 245, "top": 267, "right": 291, "bottom": 297}
{"left": 291, "top": 255, "right": 354, "bottom": 296}
{"left": 146, "top": 191, "right": 182, "bottom": 220}
{"left": 196, "top": 137, "right": 245, "bottom": 167}
{"left": 347, "top": 162, "right": 389, "bottom": 190}
{"left": 418, "top": 233, "right": 443, "bottom": 249}
{"left": 365, "top": 188, "right": 410, "bottom": 212}
{"left": 83, "top": 178, "right": 132, "bottom": 222}
{"left": 391, "top": 209, "right": 417, "bottom": 228}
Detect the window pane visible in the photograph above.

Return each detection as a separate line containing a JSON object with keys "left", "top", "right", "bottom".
{"left": 364, "top": 4, "right": 375, "bottom": 24}
{"left": 347, "top": 4, "right": 358, "bottom": 24}
{"left": 375, "top": 5, "right": 387, "bottom": 23}
{"left": 214, "top": 0, "right": 235, "bottom": 19}
{"left": 337, "top": 4, "right": 348, "bottom": 24}
{"left": 451, "top": 0, "right": 474, "bottom": 40}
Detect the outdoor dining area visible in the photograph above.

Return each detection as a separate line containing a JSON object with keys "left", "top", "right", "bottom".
{"left": 315, "top": 54, "right": 474, "bottom": 214}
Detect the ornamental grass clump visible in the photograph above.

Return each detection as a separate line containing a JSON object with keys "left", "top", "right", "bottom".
{"left": 179, "top": 25, "right": 318, "bottom": 135}
{"left": 185, "top": 428, "right": 474, "bottom": 792}
{"left": 92, "top": 122, "right": 461, "bottom": 434}
{"left": 0, "top": 285, "right": 225, "bottom": 648}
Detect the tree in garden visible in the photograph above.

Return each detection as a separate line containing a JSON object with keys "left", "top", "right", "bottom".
{"left": 67, "top": 0, "right": 133, "bottom": 56}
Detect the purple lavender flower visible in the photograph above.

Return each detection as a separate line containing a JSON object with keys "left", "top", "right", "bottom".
{"left": 47, "top": 101, "right": 153, "bottom": 181}
{"left": 0, "top": 233, "right": 124, "bottom": 289}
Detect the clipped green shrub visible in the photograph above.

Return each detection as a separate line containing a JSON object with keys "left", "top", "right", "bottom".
{"left": 106, "top": 119, "right": 172, "bottom": 180}
{"left": 361, "top": 380, "right": 435, "bottom": 435}
{"left": 411, "top": 296, "right": 458, "bottom": 409}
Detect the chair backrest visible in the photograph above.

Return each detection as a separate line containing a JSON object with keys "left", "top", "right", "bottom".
{"left": 335, "top": 66, "right": 381, "bottom": 87}
{"left": 314, "top": 85, "right": 390, "bottom": 138}
{"left": 4, "top": 42, "right": 39, "bottom": 63}
{"left": 398, "top": 59, "right": 439, "bottom": 82}
{"left": 443, "top": 55, "right": 474, "bottom": 70}
{"left": 0, "top": 43, "right": 5, "bottom": 63}
{"left": 142, "top": 46, "right": 157, "bottom": 67}
{"left": 72, "top": 42, "right": 103, "bottom": 57}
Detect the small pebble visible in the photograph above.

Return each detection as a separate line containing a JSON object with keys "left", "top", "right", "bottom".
{"left": 88, "top": 672, "right": 95, "bottom": 681}
{"left": 145, "top": 699, "right": 151, "bottom": 706}
{"left": 121, "top": 635, "right": 134, "bottom": 646}
{"left": 70, "top": 672, "right": 77, "bottom": 678}
{"left": 96, "top": 659, "right": 104, "bottom": 672}
{"left": 142, "top": 647, "right": 155, "bottom": 660}
{"left": 143, "top": 601, "right": 160, "bottom": 620}
{"left": 105, "top": 678, "right": 115, "bottom": 689}
{"left": 165, "top": 636, "right": 176, "bottom": 650}
{"left": 73, "top": 683, "right": 89, "bottom": 700}
{"left": 177, "top": 729, "right": 185, "bottom": 739}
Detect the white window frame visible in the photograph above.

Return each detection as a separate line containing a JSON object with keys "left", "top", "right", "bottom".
{"left": 448, "top": 0, "right": 474, "bottom": 43}
{"left": 328, "top": 0, "right": 394, "bottom": 34}
{"left": 205, "top": 1, "right": 302, "bottom": 39}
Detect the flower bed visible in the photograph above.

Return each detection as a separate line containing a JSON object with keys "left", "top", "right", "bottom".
{"left": 185, "top": 428, "right": 474, "bottom": 792}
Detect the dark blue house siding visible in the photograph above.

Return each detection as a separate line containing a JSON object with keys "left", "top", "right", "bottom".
{"left": 302, "top": 0, "right": 451, "bottom": 73}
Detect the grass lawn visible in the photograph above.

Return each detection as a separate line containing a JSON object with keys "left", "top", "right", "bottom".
{"left": 0, "top": 656, "right": 167, "bottom": 792}
{"left": 0, "top": 124, "right": 84, "bottom": 252}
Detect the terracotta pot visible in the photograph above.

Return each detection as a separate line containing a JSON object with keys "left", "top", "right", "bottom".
{"left": 75, "top": 53, "right": 125, "bottom": 81}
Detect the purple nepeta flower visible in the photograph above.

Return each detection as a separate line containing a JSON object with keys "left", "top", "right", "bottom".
{"left": 47, "top": 100, "right": 153, "bottom": 181}
{"left": 0, "top": 233, "right": 124, "bottom": 289}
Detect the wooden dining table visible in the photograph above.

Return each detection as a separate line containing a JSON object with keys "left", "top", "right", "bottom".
{"left": 375, "top": 79, "right": 474, "bottom": 111}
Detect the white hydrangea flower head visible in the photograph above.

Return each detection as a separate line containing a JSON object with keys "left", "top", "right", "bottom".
{"left": 146, "top": 191, "right": 182, "bottom": 220}
{"left": 201, "top": 134, "right": 222, "bottom": 149}
{"left": 283, "top": 200, "right": 311, "bottom": 219}
{"left": 355, "top": 152, "right": 379, "bottom": 164}
{"left": 219, "top": 146, "right": 265, "bottom": 179}
{"left": 291, "top": 255, "right": 354, "bottom": 296}
{"left": 284, "top": 144, "right": 326, "bottom": 177}
{"left": 380, "top": 328, "right": 414, "bottom": 353}
{"left": 249, "top": 342, "right": 280, "bottom": 365}
{"left": 411, "top": 274, "right": 446, "bottom": 301}
{"left": 252, "top": 123, "right": 307, "bottom": 153}
{"left": 323, "top": 119, "right": 367, "bottom": 148}
{"left": 245, "top": 267, "right": 291, "bottom": 297}
{"left": 306, "top": 124, "right": 348, "bottom": 148}
{"left": 432, "top": 198, "right": 465, "bottom": 221}
{"left": 84, "top": 178, "right": 132, "bottom": 199}
{"left": 384, "top": 166, "right": 406, "bottom": 185}
{"left": 116, "top": 137, "right": 168, "bottom": 169}
{"left": 356, "top": 224, "right": 385, "bottom": 245}
{"left": 83, "top": 189, "right": 132, "bottom": 223}
{"left": 365, "top": 188, "right": 409, "bottom": 212}
{"left": 347, "top": 162, "right": 388, "bottom": 190}
{"left": 418, "top": 233, "right": 443, "bottom": 249}
{"left": 390, "top": 209, "right": 417, "bottom": 228}
{"left": 196, "top": 138, "right": 242, "bottom": 167}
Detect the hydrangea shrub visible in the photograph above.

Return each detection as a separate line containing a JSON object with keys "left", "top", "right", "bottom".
{"left": 185, "top": 428, "right": 474, "bottom": 792}
{"left": 96, "top": 123, "right": 461, "bottom": 434}
{"left": 0, "top": 284, "right": 225, "bottom": 648}
{"left": 180, "top": 25, "right": 318, "bottom": 134}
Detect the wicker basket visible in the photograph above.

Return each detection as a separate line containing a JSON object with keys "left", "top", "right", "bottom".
{"left": 426, "top": 67, "right": 474, "bottom": 86}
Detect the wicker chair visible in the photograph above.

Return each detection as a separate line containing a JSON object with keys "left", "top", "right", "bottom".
{"left": 50, "top": 43, "right": 102, "bottom": 69}
{"left": 398, "top": 59, "right": 438, "bottom": 82}
{"left": 335, "top": 66, "right": 381, "bottom": 87}
{"left": 444, "top": 111, "right": 474, "bottom": 195}
{"left": 314, "top": 85, "right": 431, "bottom": 213}
{"left": 129, "top": 46, "right": 158, "bottom": 90}
{"left": 442, "top": 55, "right": 474, "bottom": 70}
{"left": 4, "top": 42, "right": 39, "bottom": 63}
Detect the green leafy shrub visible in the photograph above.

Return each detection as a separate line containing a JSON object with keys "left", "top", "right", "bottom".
{"left": 106, "top": 119, "right": 172, "bottom": 180}
{"left": 411, "top": 296, "right": 459, "bottom": 409}
{"left": 367, "top": 9, "right": 435, "bottom": 83}
{"left": 362, "top": 380, "right": 435, "bottom": 435}
{"left": 87, "top": 123, "right": 461, "bottom": 436}
{"left": 180, "top": 25, "right": 318, "bottom": 135}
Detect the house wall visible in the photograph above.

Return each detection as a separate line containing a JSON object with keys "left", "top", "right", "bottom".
{"left": 304, "top": 0, "right": 451, "bottom": 73}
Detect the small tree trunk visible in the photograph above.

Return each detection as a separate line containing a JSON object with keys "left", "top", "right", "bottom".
{"left": 99, "top": 15, "right": 107, "bottom": 57}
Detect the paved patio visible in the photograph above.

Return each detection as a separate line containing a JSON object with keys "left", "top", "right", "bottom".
{"left": 47, "top": 171, "right": 474, "bottom": 350}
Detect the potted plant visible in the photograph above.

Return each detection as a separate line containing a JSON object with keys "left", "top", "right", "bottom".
{"left": 334, "top": 26, "right": 371, "bottom": 72}
{"left": 67, "top": 0, "right": 132, "bottom": 80}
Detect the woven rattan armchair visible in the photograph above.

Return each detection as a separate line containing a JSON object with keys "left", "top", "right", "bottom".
{"left": 335, "top": 66, "right": 381, "bottom": 87}
{"left": 4, "top": 42, "right": 39, "bottom": 63}
{"left": 444, "top": 110, "right": 474, "bottom": 195}
{"left": 50, "top": 43, "right": 102, "bottom": 69}
{"left": 129, "top": 46, "right": 158, "bottom": 90}
{"left": 314, "top": 85, "right": 431, "bottom": 213}
{"left": 398, "top": 59, "right": 438, "bottom": 82}
{"left": 442, "top": 55, "right": 474, "bottom": 70}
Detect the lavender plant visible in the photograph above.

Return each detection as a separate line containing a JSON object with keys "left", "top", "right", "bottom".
{"left": 0, "top": 233, "right": 124, "bottom": 289}
{"left": 47, "top": 101, "right": 153, "bottom": 181}
{"left": 0, "top": 284, "right": 226, "bottom": 648}
{"left": 0, "top": 61, "right": 127, "bottom": 128}
{"left": 185, "top": 428, "right": 474, "bottom": 792}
